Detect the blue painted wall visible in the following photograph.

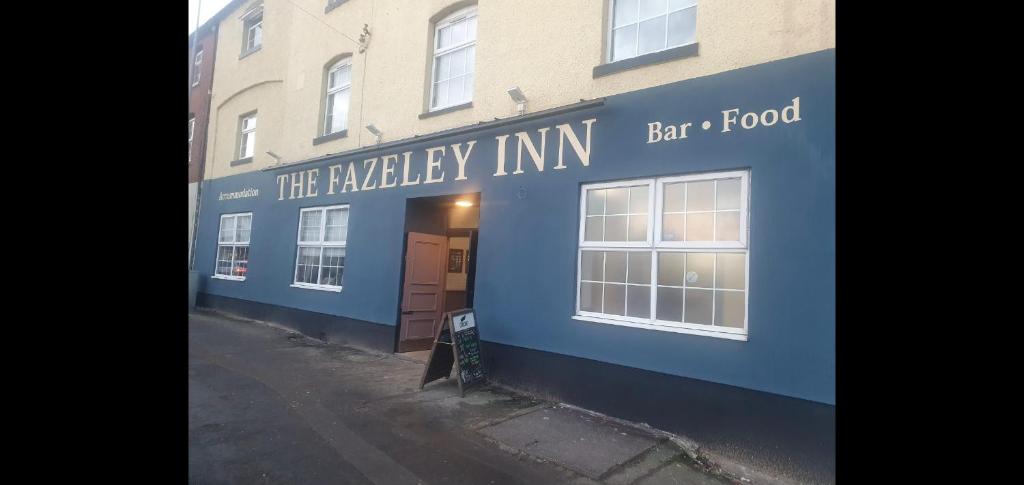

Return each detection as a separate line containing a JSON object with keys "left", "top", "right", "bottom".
{"left": 195, "top": 50, "right": 835, "bottom": 404}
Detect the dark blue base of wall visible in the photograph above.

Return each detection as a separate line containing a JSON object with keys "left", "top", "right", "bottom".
{"left": 482, "top": 341, "right": 835, "bottom": 485}
{"left": 196, "top": 293, "right": 395, "bottom": 354}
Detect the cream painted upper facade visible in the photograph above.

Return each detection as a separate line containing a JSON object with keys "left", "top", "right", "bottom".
{"left": 204, "top": 0, "right": 834, "bottom": 181}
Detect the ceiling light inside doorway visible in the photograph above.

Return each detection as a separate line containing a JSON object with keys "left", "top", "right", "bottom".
{"left": 455, "top": 200, "right": 473, "bottom": 207}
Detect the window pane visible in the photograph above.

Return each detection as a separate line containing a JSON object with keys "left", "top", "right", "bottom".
{"left": 716, "top": 178, "right": 741, "bottom": 210}
{"left": 663, "top": 182, "right": 686, "bottom": 212}
{"left": 666, "top": 7, "right": 696, "bottom": 47}
{"left": 684, "top": 288, "right": 713, "bottom": 325}
{"left": 605, "top": 188, "right": 629, "bottom": 214}
{"left": 640, "top": 0, "right": 667, "bottom": 18}
{"left": 244, "top": 132, "right": 255, "bottom": 157}
{"left": 580, "top": 251, "right": 604, "bottom": 281}
{"left": 638, "top": 16, "right": 666, "bottom": 55}
{"left": 219, "top": 216, "right": 236, "bottom": 243}
{"left": 715, "top": 253, "right": 745, "bottom": 290}
{"left": 299, "top": 211, "right": 322, "bottom": 242}
{"left": 450, "top": 48, "right": 467, "bottom": 76}
{"left": 630, "top": 186, "right": 649, "bottom": 213}
{"left": 232, "top": 246, "right": 249, "bottom": 277}
{"left": 686, "top": 180, "right": 714, "bottom": 210}
{"left": 236, "top": 215, "right": 252, "bottom": 243}
{"left": 605, "top": 215, "right": 627, "bottom": 241}
{"left": 451, "top": 19, "right": 466, "bottom": 45}
{"left": 662, "top": 214, "right": 684, "bottom": 241}
{"left": 714, "top": 290, "right": 745, "bottom": 328}
{"left": 216, "top": 246, "right": 234, "bottom": 275}
{"left": 466, "top": 45, "right": 476, "bottom": 74}
{"left": 580, "top": 282, "right": 603, "bottom": 312}
{"left": 462, "top": 74, "right": 474, "bottom": 103}
{"left": 627, "top": 215, "right": 647, "bottom": 241}
{"left": 605, "top": 251, "right": 627, "bottom": 283}
{"left": 684, "top": 253, "right": 714, "bottom": 288}
{"left": 438, "top": 52, "right": 452, "bottom": 81}
{"left": 331, "top": 89, "right": 350, "bottom": 132}
{"left": 584, "top": 216, "right": 604, "bottom": 241}
{"left": 626, "top": 285, "right": 651, "bottom": 318}
{"left": 449, "top": 76, "right": 465, "bottom": 105}
{"left": 433, "top": 80, "right": 449, "bottom": 108}
{"left": 685, "top": 212, "right": 713, "bottom": 241}
{"left": 627, "top": 252, "right": 651, "bottom": 284}
{"left": 658, "top": 252, "right": 685, "bottom": 286}
{"left": 604, "top": 284, "right": 626, "bottom": 316}
{"left": 296, "top": 247, "right": 321, "bottom": 284}
{"left": 715, "top": 211, "right": 740, "bottom": 241}
{"left": 336, "top": 64, "right": 351, "bottom": 86}
{"left": 587, "top": 189, "right": 605, "bottom": 215}
{"left": 324, "top": 208, "right": 348, "bottom": 242}
{"left": 614, "top": 0, "right": 638, "bottom": 27}
{"left": 656, "top": 286, "right": 683, "bottom": 322}
{"left": 669, "top": 0, "right": 697, "bottom": 9}
{"left": 438, "top": 25, "right": 451, "bottom": 49}
{"left": 320, "top": 247, "right": 345, "bottom": 287}
{"left": 612, "top": 25, "right": 638, "bottom": 61}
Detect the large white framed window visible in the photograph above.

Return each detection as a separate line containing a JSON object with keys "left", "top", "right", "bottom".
{"left": 214, "top": 213, "right": 252, "bottom": 281}
{"left": 608, "top": 0, "right": 697, "bottom": 62}
{"left": 575, "top": 170, "right": 749, "bottom": 340}
{"left": 242, "top": 7, "right": 263, "bottom": 53}
{"left": 192, "top": 47, "right": 203, "bottom": 86}
{"left": 238, "top": 112, "right": 256, "bottom": 159}
{"left": 292, "top": 205, "right": 349, "bottom": 292}
{"left": 324, "top": 58, "right": 352, "bottom": 135}
{"left": 429, "top": 6, "right": 477, "bottom": 111}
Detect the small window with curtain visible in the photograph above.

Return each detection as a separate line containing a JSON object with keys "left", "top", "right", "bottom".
{"left": 215, "top": 213, "right": 252, "bottom": 280}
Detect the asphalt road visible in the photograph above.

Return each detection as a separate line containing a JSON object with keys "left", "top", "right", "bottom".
{"left": 188, "top": 311, "right": 596, "bottom": 485}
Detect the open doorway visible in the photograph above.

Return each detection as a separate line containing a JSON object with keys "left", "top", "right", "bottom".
{"left": 395, "top": 192, "right": 480, "bottom": 357}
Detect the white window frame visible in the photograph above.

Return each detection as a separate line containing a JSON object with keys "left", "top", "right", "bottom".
{"left": 429, "top": 6, "right": 477, "bottom": 111}
{"left": 291, "top": 204, "right": 349, "bottom": 292}
{"left": 213, "top": 212, "right": 252, "bottom": 281}
{"left": 188, "top": 117, "right": 195, "bottom": 162}
{"left": 238, "top": 113, "right": 256, "bottom": 159}
{"left": 323, "top": 58, "right": 352, "bottom": 135}
{"left": 606, "top": 0, "right": 698, "bottom": 63}
{"left": 573, "top": 170, "right": 750, "bottom": 341}
{"left": 242, "top": 8, "right": 263, "bottom": 53}
{"left": 192, "top": 47, "right": 203, "bottom": 86}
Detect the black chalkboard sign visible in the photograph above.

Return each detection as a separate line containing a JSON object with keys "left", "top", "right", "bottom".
{"left": 419, "top": 309, "right": 486, "bottom": 396}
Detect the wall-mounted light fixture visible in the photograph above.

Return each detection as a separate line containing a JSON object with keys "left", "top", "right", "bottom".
{"left": 266, "top": 150, "right": 283, "bottom": 165}
{"left": 365, "top": 124, "right": 382, "bottom": 144}
{"left": 507, "top": 87, "right": 528, "bottom": 115}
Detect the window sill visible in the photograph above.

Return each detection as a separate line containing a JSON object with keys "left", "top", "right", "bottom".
{"left": 324, "top": 0, "right": 348, "bottom": 14}
{"left": 419, "top": 102, "right": 472, "bottom": 119}
{"left": 230, "top": 157, "right": 254, "bottom": 167}
{"left": 571, "top": 314, "right": 746, "bottom": 341}
{"left": 212, "top": 274, "right": 246, "bottom": 281}
{"left": 291, "top": 283, "right": 342, "bottom": 293}
{"left": 239, "top": 46, "right": 262, "bottom": 60}
{"left": 312, "top": 129, "right": 348, "bottom": 145}
{"left": 593, "top": 43, "right": 699, "bottom": 78}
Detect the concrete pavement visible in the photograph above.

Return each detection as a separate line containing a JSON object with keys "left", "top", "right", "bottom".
{"left": 189, "top": 310, "right": 738, "bottom": 484}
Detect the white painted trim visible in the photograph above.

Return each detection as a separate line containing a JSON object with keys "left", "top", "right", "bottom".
{"left": 290, "top": 283, "right": 342, "bottom": 292}
{"left": 323, "top": 58, "right": 353, "bottom": 135}
{"left": 211, "top": 274, "right": 246, "bottom": 281}
{"left": 572, "top": 315, "right": 746, "bottom": 341}
{"left": 429, "top": 6, "right": 477, "bottom": 111}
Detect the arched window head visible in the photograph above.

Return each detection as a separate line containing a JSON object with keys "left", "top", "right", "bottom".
{"left": 324, "top": 58, "right": 352, "bottom": 135}
{"left": 430, "top": 6, "right": 477, "bottom": 111}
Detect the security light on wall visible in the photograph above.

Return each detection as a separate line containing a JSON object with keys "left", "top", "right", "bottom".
{"left": 266, "top": 150, "right": 282, "bottom": 164}
{"left": 365, "top": 124, "right": 382, "bottom": 144}
{"left": 507, "top": 87, "right": 528, "bottom": 115}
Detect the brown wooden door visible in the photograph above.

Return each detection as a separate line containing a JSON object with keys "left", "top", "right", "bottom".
{"left": 399, "top": 232, "right": 448, "bottom": 352}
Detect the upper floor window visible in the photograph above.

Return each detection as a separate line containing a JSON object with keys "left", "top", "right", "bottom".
{"left": 242, "top": 6, "right": 263, "bottom": 54}
{"left": 238, "top": 113, "right": 257, "bottom": 159}
{"left": 188, "top": 117, "right": 195, "bottom": 162}
{"left": 430, "top": 6, "right": 477, "bottom": 111}
{"left": 215, "top": 212, "right": 252, "bottom": 280}
{"left": 192, "top": 47, "right": 203, "bottom": 86}
{"left": 324, "top": 58, "right": 352, "bottom": 135}
{"left": 609, "top": 0, "right": 696, "bottom": 62}
{"left": 575, "top": 170, "right": 749, "bottom": 340}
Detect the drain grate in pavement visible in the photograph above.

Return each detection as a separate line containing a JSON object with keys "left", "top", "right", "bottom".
{"left": 478, "top": 406, "right": 659, "bottom": 479}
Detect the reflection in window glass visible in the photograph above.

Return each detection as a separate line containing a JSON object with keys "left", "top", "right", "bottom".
{"left": 216, "top": 213, "right": 252, "bottom": 279}
{"left": 294, "top": 206, "right": 349, "bottom": 289}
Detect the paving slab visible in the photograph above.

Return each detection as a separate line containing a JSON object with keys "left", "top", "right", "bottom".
{"left": 478, "top": 405, "right": 659, "bottom": 479}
